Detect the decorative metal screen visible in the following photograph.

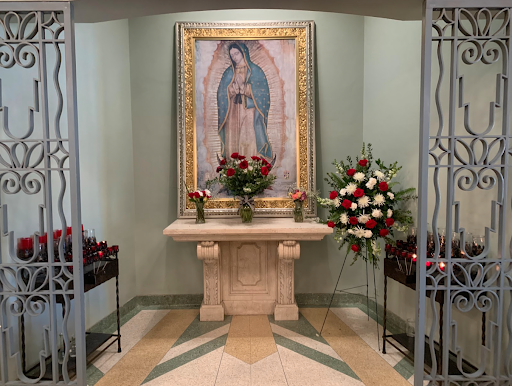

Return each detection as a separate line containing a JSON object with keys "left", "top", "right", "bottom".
{"left": 416, "top": 0, "right": 512, "bottom": 385}
{"left": 0, "top": 2, "right": 85, "bottom": 385}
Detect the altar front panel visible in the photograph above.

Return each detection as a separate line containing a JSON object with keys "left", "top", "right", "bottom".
{"left": 221, "top": 241, "right": 278, "bottom": 315}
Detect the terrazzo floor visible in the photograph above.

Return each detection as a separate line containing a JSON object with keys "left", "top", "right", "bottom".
{"left": 87, "top": 306, "right": 416, "bottom": 386}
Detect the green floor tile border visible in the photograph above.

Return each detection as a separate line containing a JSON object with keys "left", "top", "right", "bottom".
{"left": 143, "top": 334, "right": 228, "bottom": 384}
{"left": 87, "top": 364, "right": 104, "bottom": 386}
{"left": 393, "top": 356, "right": 415, "bottom": 380}
{"left": 273, "top": 333, "right": 360, "bottom": 381}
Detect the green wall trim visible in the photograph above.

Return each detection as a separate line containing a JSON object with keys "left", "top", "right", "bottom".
{"left": 88, "top": 293, "right": 406, "bottom": 337}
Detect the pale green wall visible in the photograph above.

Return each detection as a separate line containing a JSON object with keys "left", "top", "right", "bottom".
{"left": 76, "top": 19, "right": 137, "bottom": 328}
{"left": 128, "top": 9, "right": 367, "bottom": 296}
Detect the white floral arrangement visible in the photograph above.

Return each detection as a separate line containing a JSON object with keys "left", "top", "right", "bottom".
{"left": 318, "top": 144, "right": 415, "bottom": 266}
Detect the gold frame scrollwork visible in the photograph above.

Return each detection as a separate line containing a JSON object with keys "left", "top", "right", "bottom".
{"left": 176, "top": 21, "right": 316, "bottom": 218}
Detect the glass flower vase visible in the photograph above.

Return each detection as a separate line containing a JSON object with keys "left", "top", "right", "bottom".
{"left": 195, "top": 201, "right": 205, "bottom": 224}
{"left": 240, "top": 203, "right": 253, "bottom": 223}
{"left": 293, "top": 200, "right": 304, "bottom": 222}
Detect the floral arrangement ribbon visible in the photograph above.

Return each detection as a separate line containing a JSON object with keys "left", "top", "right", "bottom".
{"left": 238, "top": 195, "right": 256, "bottom": 213}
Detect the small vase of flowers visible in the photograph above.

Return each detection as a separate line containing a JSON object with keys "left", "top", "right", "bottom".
{"left": 207, "top": 153, "right": 276, "bottom": 223}
{"left": 289, "top": 188, "right": 307, "bottom": 222}
{"left": 187, "top": 189, "right": 212, "bottom": 224}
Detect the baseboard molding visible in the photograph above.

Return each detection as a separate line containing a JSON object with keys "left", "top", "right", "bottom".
{"left": 88, "top": 293, "right": 406, "bottom": 336}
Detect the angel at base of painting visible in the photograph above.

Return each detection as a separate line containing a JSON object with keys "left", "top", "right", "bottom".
{"left": 217, "top": 42, "right": 273, "bottom": 160}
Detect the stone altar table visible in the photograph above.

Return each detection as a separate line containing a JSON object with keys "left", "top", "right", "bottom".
{"left": 163, "top": 218, "right": 332, "bottom": 321}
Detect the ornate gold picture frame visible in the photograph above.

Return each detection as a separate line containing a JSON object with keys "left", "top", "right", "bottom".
{"left": 176, "top": 21, "right": 315, "bottom": 218}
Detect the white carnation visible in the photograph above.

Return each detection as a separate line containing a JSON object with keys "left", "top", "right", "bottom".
{"left": 340, "top": 213, "right": 349, "bottom": 225}
{"left": 350, "top": 203, "right": 358, "bottom": 211}
{"left": 387, "top": 209, "right": 393, "bottom": 218}
{"left": 248, "top": 166, "right": 253, "bottom": 171}
{"left": 346, "top": 183, "right": 357, "bottom": 195}
{"left": 373, "top": 194, "right": 385, "bottom": 206}
{"left": 366, "top": 178, "right": 377, "bottom": 190}
{"left": 375, "top": 170, "right": 386, "bottom": 181}
{"left": 372, "top": 209, "right": 383, "bottom": 218}
{"left": 353, "top": 172, "right": 365, "bottom": 182}
{"left": 358, "top": 214, "right": 370, "bottom": 224}
{"left": 243, "top": 169, "right": 248, "bottom": 173}
{"left": 205, "top": 189, "right": 211, "bottom": 196}
{"left": 198, "top": 191, "right": 204, "bottom": 197}
{"left": 364, "top": 230, "right": 373, "bottom": 238}
{"left": 387, "top": 192, "right": 394, "bottom": 200}
{"left": 358, "top": 196, "right": 370, "bottom": 208}
{"left": 339, "top": 188, "right": 347, "bottom": 197}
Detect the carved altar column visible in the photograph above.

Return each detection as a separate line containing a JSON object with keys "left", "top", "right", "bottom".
{"left": 164, "top": 218, "right": 332, "bottom": 322}
{"left": 197, "top": 241, "right": 223, "bottom": 321}
{"left": 275, "top": 241, "right": 300, "bottom": 320}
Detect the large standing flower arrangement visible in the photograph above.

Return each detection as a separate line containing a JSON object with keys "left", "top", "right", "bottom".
{"left": 318, "top": 144, "right": 415, "bottom": 266}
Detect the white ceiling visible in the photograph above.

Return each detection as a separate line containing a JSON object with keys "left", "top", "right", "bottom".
{"left": 73, "top": 0, "right": 424, "bottom": 23}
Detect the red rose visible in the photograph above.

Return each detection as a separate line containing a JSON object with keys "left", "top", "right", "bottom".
{"left": 230, "top": 152, "right": 239, "bottom": 159}
{"left": 330, "top": 191, "right": 338, "bottom": 199}
{"left": 349, "top": 216, "right": 358, "bottom": 225}
{"left": 353, "top": 188, "right": 364, "bottom": 198}
{"left": 239, "top": 160, "right": 249, "bottom": 169}
{"left": 194, "top": 192, "right": 200, "bottom": 198}
{"left": 261, "top": 166, "right": 269, "bottom": 176}
{"left": 216, "top": 166, "right": 223, "bottom": 173}
{"left": 226, "top": 168, "right": 235, "bottom": 176}
{"left": 267, "top": 163, "right": 272, "bottom": 170}
{"left": 327, "top": 221, "right": 336, "bottom": 228}
{"left": 342, "top": 199, "right": 353, "bottom": 209}
{"left": 380, "top": 229, "right": 389, "bottom": 237}
{"left": 238, "top": 155, "right": 246, "bottom": 160}
{"left": 385, "top": 218, "right": 395, "bottom": 227}
{"left": 379, "top": 181, "right": 389, "bottom": 191}
{"left": 351, "top": 244, "right": 360, "bottom": 252}
{"left": 262, "top": 158, "right": 268, "bottom": 165}
{"left": 220, "top": 159, "right": 227, "bottom": 165}
{"left": 347, "top": 168, "right": 356, "bottom": 177}
{"left": 188, "top": 192, "right": 195, "bottom": 199}
{"left": 358, "top": 159, "right": 368, "bottom": 167}
{"left": 365, "top": 219, "right": 377, "bottom": 229}
{"left": 251, "top": 156, "right": 261, "bottom": 161}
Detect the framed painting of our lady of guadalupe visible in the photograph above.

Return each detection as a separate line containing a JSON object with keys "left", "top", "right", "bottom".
{"left": 176, "top": 21, "right": 315, "bottom": 218}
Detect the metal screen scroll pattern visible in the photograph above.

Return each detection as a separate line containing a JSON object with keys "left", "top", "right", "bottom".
{"left": 0, "top": 2, "right": 85, "bottom": 385}
{"left": 416, "top": 1, "right": 512, "bottom": 385}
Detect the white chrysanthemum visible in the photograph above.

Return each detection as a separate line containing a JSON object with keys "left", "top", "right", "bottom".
{"left": 372, "top": 209, "right": 383, "bottom": 218}
{"left": 353, "top": 226, "right": 366, "bottom": 238}
{"left": 333, "top": 197, "right": 341, "bottom": 208}
{"left": 346, "top": 183, "right": 357, "bottom": 195}
{"left": 387, "top": 209, "right": 393, "bottom": 218}
{"left": 243, "top": 187, "right": 252, "bottom": 193}
{"left": 364, "top": 230, "right": 373, "bottom": 238}
{"left": 339, "top": 188, "right": 347, "bottom": 197}
{"left": 347, "top": 229, "right": 355, "bottom": 235}
{"left": 198, "top": 191, "right": 204, "bottom": 197}
{"left": 374, "top": 170, "right": 386, "bottom": 181}
{"left": 373, "top": 194, "right": 385, "bottom": 206}
{"left": 358, "top": 214, "right": 370, "bottom": 224}
{"left": 340, "top": 213, "right": 349, "bottom": 225}
{"left": 358, "top": 196, "right": 370, "bottom": 208}
{"left": 350, "top": 203, "right": 358, "bottom": 211}
{"left": 387, "top": 192, "right": 394, "bottom": 200}
{"left": 205, "top": 189, "right": 211, "bottom": 196}
{"left": 366, "top": 178, "right": 377, "bottom": 190}
{"left": 353, "top": 172, "right": 365, "bottom": 182}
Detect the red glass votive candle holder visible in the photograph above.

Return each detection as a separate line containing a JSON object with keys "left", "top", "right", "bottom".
{"left": 17, "top": 237, "right": 34, "bottom": 260}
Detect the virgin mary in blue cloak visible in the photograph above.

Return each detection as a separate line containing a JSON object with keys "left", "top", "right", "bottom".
{"left": 217, "top": 43, "right": 273, "bottom": 160}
